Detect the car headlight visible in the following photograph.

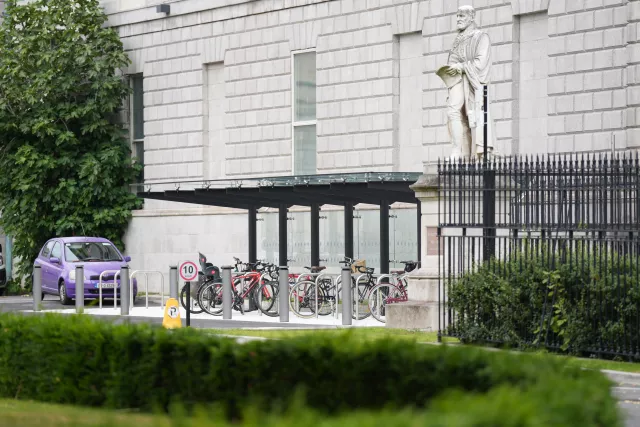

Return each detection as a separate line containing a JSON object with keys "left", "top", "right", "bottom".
{"left": 68, "top": 270, "right": 88, "bottom": 281}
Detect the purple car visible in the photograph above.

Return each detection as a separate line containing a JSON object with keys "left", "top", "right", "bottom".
{"left": 34, "top": 236, "right": 137, "bottom": 305}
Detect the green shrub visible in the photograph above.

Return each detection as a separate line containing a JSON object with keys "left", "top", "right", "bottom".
{"left": 448, "top": 240, "right": 640, "bottom": 356}
{"left": 0, "top": 313, "right": 621, "bottom": 426}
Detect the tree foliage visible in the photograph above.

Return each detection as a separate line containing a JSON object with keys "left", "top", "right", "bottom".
{"left": 0, "top": 0, "right": 141, "bottom": 285}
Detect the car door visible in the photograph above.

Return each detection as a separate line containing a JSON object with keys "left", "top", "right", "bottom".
{"left": 38, "top": 240, "right": 55, "bottom": 290}
{"left": 49, "top": 241, "right": 63, "bottom": 291}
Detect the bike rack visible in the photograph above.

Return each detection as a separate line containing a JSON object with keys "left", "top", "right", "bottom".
{"left": 315, "top": 273, "right": 337, "bottom": 319}
{"left": 296, "top": 272, "right": 318, "bottom": 283}
{"left": 373, "top": 274, "right": 403, "bottom": 322}
{"left": 129, "top": 270, "right": 165, "bottom": 309}
{"left": 376, "top": 274, "right": 395, "bottom": 286}
{"left": 353, "top": 273, "right": 373, "bottom": 321}
{"left": 98, "top": 270, "right": 120, "bottom": 310}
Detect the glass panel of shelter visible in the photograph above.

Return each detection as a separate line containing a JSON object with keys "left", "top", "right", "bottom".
{"left": 256, "top": 205, "right": 417, "bottom": 272}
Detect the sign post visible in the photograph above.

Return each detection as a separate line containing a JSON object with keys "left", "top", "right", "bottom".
{"left": 178, "top": 261, "right": 198, "bottom": 328}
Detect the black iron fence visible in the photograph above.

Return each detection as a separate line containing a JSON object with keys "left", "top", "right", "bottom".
{"left": 439, "top": 154, "right": 640, "bottom": 359}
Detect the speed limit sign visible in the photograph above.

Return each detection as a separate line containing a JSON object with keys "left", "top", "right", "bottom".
{"left": 179, "top": 261, "right": 198, "bottom": 281}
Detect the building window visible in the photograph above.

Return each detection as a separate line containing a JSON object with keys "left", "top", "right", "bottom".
{"left": 131, "top": 74, "right": 144, "bottom": 184}
{"left": 292, "top": 50, "right": 316, "bottom": 175}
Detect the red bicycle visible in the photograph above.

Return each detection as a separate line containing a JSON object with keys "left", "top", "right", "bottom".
{"left": 197, "top": 258, "right": 279, "bottom": 317}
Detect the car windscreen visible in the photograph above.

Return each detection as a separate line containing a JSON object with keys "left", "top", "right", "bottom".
{"left": 64, "top": 242, "right": 123, "bottom": 262}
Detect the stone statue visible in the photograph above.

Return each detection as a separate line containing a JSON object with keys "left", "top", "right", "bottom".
{"left": 436, "top": 5, "right": 493, "bottom": 160}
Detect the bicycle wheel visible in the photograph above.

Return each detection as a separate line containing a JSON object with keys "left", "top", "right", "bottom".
{"left": 234, "top": 278, "right": 259, "bottom": 313}
{"left": 198, "top": 281, "right": 223, "bottom": 316}
{"left": 368, "top": 283, "right": 404, "bottom": 323}
{"left": 289, "top": 281, "right": 327, "bottom": 319}
{"left": 316, "top": 278, "right": 336, "bottom": 316}
{"left": 254, "top": 281, "right": 279, "bottom": 317}
{"left": 180, "top": 282, "right": 204, "bottom": 314}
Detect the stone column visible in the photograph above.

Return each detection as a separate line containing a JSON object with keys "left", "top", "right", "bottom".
{"left": 386, "top": 173, "right": 442, "bottom": 330}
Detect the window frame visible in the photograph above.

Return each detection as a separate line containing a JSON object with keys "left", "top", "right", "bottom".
{"left": 41, "top": 240, "right": 54, "bottom": 258}
{"left": 290, "top": 48, "right": 317, "bottom": 175}
{"left": 50, "top": 242, "right": 61, "bottom": 259}
{"left": 129, "top": 73, "right": 144, "bottom": 185}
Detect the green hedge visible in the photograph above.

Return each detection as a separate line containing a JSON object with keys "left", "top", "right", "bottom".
{"left": 0, "top": 313, "right": 621, "bottom": 426}
{"left": 448, "top": 241, "right": 640, "bottom": 355}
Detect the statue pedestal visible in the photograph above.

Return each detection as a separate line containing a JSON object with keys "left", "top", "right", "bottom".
{"left": 386, "top": 172, "right": 444, "bottom": 331}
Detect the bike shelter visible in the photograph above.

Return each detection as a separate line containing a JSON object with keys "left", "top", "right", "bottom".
{"left": 134, "top": 172, "right": 422, "bottom": 274}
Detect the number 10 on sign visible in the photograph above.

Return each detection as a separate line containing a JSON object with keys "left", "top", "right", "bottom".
{"left": 179, "top": 261, "right": 198, "bottom": 282}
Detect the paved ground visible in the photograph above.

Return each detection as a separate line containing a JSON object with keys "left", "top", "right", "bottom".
{"left": 613, "top": 386, "right": 640, "bottom": 426}
{"left": 0, "top": 294, "right": 341, "bottom": 329}
{"left": 2, "top": 295, "right": 640, "bottom": 425}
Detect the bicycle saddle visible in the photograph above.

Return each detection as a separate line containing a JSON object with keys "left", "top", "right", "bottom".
{"left": 402, "top": 261, "right": 419, "bottom": 273}
{"left": 304, "top": 266, "right": 326, "bottom": 273}
{"left": 391, "top": 269, "right": 405, "bottom": 274}
{"left": 357, "top": 266, "right": 375, "bottom": 274}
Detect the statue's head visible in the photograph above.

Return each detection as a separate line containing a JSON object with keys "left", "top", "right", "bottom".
{"left": 456, "top": 6, "right": 475, "bottom": 31}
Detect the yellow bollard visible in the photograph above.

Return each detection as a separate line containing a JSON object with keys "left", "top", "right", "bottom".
{"left": 162, "top": 298, "right": 182, "bottom": 329}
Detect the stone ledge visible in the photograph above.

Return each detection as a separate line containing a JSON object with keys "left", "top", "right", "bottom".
{"left": 386, "top": 301, "right": 438, "bottom": 331}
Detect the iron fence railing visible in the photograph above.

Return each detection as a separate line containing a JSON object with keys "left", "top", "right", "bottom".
{"left": 438, "top": 153, "right": 640, "bottom": 359}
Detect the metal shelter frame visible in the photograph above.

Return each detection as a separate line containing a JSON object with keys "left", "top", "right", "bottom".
{"left": 134, "top": 172, "right": 421, "bottom": 273}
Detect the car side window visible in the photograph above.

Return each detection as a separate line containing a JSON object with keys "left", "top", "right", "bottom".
{"left": 41, "top": 241, "right": 54, "bottom": 258}
{"left": 50, "top": 242, "right": 61, "bottom": 259}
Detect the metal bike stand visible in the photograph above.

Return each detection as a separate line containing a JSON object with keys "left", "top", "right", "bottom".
{"left": 120, "top": 265, "right": 130, "bottom": 316}
{"left": 315, "top": 273, "right": 337, "bottom": 319}
{"left": 98, "top": 270, "right": 120, "bottom": 310}
{"left": 374, "top": 274, "right": 396, "bottom": 322}
{"left": 129, "top": 270, "right": 165, "bottom": 310}
{"left": 221, "top": 266, "right": 233, "bottom": 320}
{"left": 354, "top": 273, "right": 373, "bottom": 323}
{"left": 341, "top": 267, "right": 352, "bottom": 326}
{"left": 33, "top": 265, "right": 42, "bottom": 312}
{"left": 296, "top": 272, "right": 319, "bottom": 283}
{"left": 278, "top": 266, "right": 289, "bottom": 322}
{"left": 169, "top": 266, "right": 178, "bottom": 301}
{"left": 75, "top": 265, "right": 84, "bottom": 314}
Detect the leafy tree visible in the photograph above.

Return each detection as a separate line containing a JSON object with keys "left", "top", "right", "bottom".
{"left": 0, "top": 0, "right": 141, "bottom": 286}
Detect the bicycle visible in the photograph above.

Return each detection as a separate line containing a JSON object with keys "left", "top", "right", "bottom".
{"left": 288, "top": 258, "right": 377, "bottom": 320}
{"left": 288, "top": 265, "right": 335, "bottom": 318}
{"left": 180, "top": 252, "right": 221, "bottom": 314}
{"left": 198, "top": 258, "right": 279, "bottom": 317}
{"left": 336, "top": 257, "right": 377, "bottom": 320}
{"left": 367, "top": 260, "right": 418, "bottom": 323}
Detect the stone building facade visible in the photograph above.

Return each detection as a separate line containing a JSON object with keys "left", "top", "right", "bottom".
{"left": 100, "top": 0, "right": 637, "bottom": 289}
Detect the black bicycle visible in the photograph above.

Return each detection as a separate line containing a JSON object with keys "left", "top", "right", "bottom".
{"left": 180, "top": 252, "right": 221, "bottom": 314}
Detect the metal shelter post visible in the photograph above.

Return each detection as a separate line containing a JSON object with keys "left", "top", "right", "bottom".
{"left": 222, "top": 265, "right": 232, "bottom": 320}
{"left": 75, "top": 265, "right": 84, "bottom": 314}
{"left": 248, "top": 205, "right": 257, "bottom": 263}
{"left": 344, "top": 202, "right": 354, "bottom": 259}
{"left": 279, "top": 266, "right": 289, "bottom": 322}
{"left": 279, "top": 204, "right": 288, "bottom": 266}
{"left": 380, "top": 201, "right": 390, "bottom": 274}
{"left": 311, "top": 203, "right": 320, "bottom": 266}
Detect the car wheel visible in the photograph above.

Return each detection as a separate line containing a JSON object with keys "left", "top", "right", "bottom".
{"left": 59, "top": 281, "right": 72, "bottom": 306}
